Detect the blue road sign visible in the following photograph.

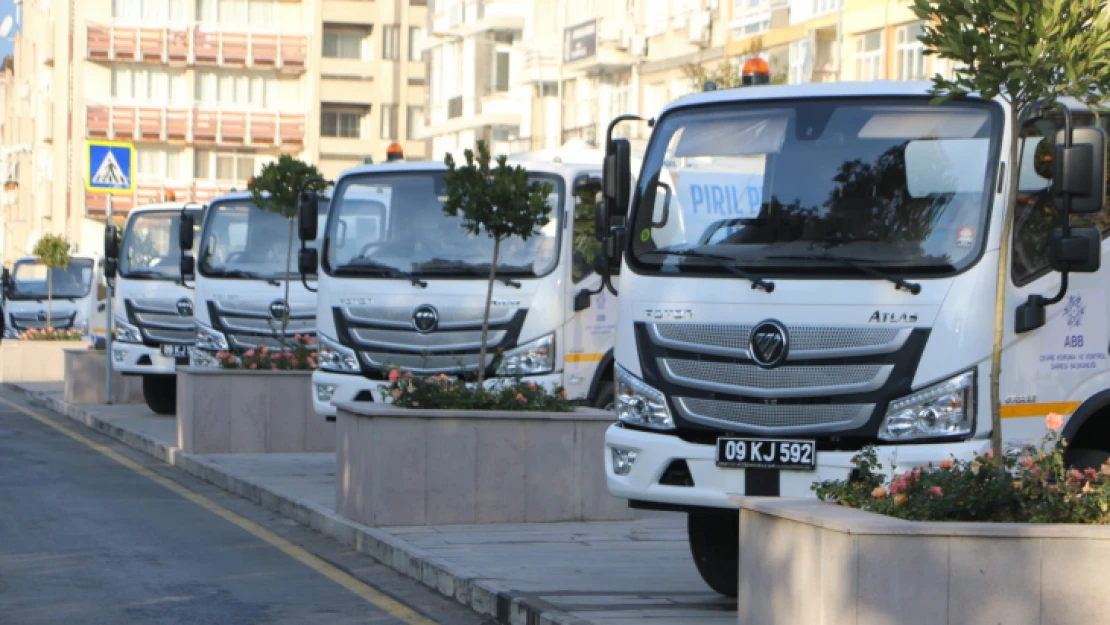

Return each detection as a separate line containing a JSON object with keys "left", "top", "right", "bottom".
{"left": 86, "top": 140, "right": 134, "bottom": 194}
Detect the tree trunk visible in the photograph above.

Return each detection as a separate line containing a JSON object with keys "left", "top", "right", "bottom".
{"left": 477, "top": 238, "right": 500, "bottom": 387}
{"left": 46, "top": 270, "right": 52, "bottom": 330}
{"left": 988, "top": 123, "right": 1021, "bottom": 463}
{"left": 281, "top": 219, "right": 294, "bottom": 353}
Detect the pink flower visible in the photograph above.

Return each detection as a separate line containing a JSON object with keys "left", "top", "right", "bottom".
{"left": 227, "top": 356, "right": 237, "bottom": 365}
{"left": 249, "top": 363, "right": 257, "bottom": 369}
{"left": 388, "top": 369, "right": 401, "bottom": 383}
{"left": 295, "top": 334, "right": 303, "bottom": 340}
{"left": 1021, "top": 457, "right": 1035, "bottom": 469}
{"left": 1046, "top": 413, "right": 1065, "bottom": 432}
{"left": 889, "top": 478, "right": 905, "bottom": 494}
{"left": 871, "top": 487, "right": 887, "bottom": 498}
{"left": 559, "top": 390, "right": 567, "bottom": 399}
{"left": 927, "top": 486, "right": 943, "bottom": 498}
{"left": 306, "top": 336, "right": 314, "bottom": 346}
{"left": 391, "top": 389, "right": 402, "bottom": 398}
{"left": 290, "top": 358, "right": 298, "bottom": 368}
{"left": 527, "top": 381, "right": 537, "bottom": 389}
{"left": 515, "top": 393, "right": 527, "bottom": 403}
{"left": 245, "top": 349, "right": 256, "bottom": 357}
{"left": 216, "top": 351, "right": 229, "bottom": 359}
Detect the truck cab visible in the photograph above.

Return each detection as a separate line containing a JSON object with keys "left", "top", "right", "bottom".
{"left": 187, "top": 191, "right": 327, "bottom": 366}
{"left": 110, "top": 202, "right": 205, "bottom": 414}
{"left": 597, "top": 77, "right": 1110, "bottom": 595}
{"left": 3, "top": 253, "right": 106, "bottom": 338}
{"left": 303, "top": 153, "right": 614, "bottom": 418}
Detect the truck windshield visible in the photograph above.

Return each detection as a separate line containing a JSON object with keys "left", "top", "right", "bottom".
{"left": 119, "top": 209, "right": 202, "bottom": 280}
{"left": 9, "top": 258, "right": 95, "bottom": 300}
{"left": 324, "top": 171, "right": 565, "bottom": 279}
{"left": 198, "top": 199, "right": 324, "bottom": 280}
{"left": 629, "top": 98, "right": 1003, "bottom": 276}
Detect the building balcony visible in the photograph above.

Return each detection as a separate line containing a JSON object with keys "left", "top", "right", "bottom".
{"left": 425, "top": 94, "right": 521, "bottom": 137}
{"left": 431, "top": 0, "right": 525, "bottom": 38}
{"left": 85, "top": 181, "right": 240, "bottom": 219}
{"left": 319, "top": 136, "right": 371, "bottom": 157}
{"left": 86, "top": 23, "right": 308, "bottom": 70}
{"left": 320, "top": 76, "right": 375, "bottom": 104}
{"left": 86, "top": 103, "right": 306, "bottom": 147}
{"left": 516, "top": 39, "right": 560, "bottom": 84}
{"left": 322, "top": 0, "right": 375, "bottom": 26}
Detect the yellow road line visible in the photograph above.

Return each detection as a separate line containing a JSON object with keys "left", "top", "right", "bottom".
{"left": 1000, "top": 401, "right": 1081, "bottom": 419}
{"left": 0, "top": 396, "right": 439, "bottom": 625}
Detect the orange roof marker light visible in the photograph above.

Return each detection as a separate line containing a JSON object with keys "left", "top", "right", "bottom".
{"left": 386, "top": 143, "right": 404, "bottom": 162}
{"left": 165, "top": 189, "right": 176, "bottom": 201}
{"left": 742, "top": 57, "right": 771, "bottom": 87}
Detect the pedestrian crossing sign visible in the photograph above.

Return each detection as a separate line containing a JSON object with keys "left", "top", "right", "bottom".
{"left": 86, "top": 140, "right": 134, "bottom": 194}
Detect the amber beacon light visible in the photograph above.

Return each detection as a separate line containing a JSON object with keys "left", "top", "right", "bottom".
{"left": 742, "top": 57, "right": 771, "bottom": 86}
{"left": 386, "top": 143, "right": 404, "bottom": 162}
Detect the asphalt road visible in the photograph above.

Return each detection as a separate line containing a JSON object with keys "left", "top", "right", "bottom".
{"left": 0, "top": 389, "right": 492, "bottom": 625}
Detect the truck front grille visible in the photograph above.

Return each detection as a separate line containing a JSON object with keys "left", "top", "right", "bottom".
{"left": 128, "top": 298, "right": 194, "bottom": 344}
{"left": 207, "top": 300, "right": 316, "bottom": 351}
{"left": 10, "top": 311, "right": 77, "bottom": 331}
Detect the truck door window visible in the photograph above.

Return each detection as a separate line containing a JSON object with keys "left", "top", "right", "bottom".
{"left": 1012, "top": 115, "right": 1110, "bottom": 286}
{"left": 572, "top": 179, "right": 604, "bottom": 283}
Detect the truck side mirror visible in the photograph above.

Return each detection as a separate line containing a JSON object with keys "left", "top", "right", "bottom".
{"left": 600, "top": 138, "right": 632, "bottom": 240}
{"left": 179, "top": 213, "right": 195, "bottom": 251}
{"left": 104, "top": 225, "right": 119, "bottom": 260}
{"left": 1050, "top": 226, "right": 1101, "bottom": 273}
{"left": 573, "top": 288, "right": 591, "bottom": 312}
{"left": 104, "top": 257, "right": 118, "bottom": 280}
{"left": 299, "top": 192, "right": 319, "bottom": 242}
{"left": 298, "top": 248, "right": 319, "bottom": 276}
{"left": 1054, "top": 126, "right": 1107, "bottom": 214}
{"left": 180, "top": 255, "right": 195, "bottom": 280}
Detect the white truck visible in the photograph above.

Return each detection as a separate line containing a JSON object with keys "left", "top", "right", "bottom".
{"left": 183, "top": 191, "right": 327, "bottom": 367}
{"left": 2, "top": 253, "right": 107, "bottom": 338}
{"left": 596, "top": 77, "right": 1110, "bottom": 594}
{"left": 107, "top": 202, "right": 205, "bottom": 414}
{"left": 297, "top": 149, "right": 616, "bottom": 418}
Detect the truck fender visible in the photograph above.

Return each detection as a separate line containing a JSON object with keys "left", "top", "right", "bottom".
{"left": 586, "top": 349, "right": 615, "bottom": 404}
{"left": 1061, "top": 389, "right": 1110, "bottom": 446}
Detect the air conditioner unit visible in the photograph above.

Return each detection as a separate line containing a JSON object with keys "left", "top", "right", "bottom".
{"left": 687, "top": 10, "right": 711, "bottom": 45}
{"left": 629, "top": 34, "right": 647, "bottom": 57}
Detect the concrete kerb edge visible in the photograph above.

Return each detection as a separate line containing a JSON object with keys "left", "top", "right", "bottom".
{"left": 5, "top": 384, "right": 592, "bottom": 625}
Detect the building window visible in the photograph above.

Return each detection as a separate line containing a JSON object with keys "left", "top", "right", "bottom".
{"left": 112, "top": 67, "right": 185, "bottom": 105}
{"left": 382, "top": 25, "right": 400, "bottom": 60}
{"left": 494, "top": 51, "right": 511, "bottom": 93}
{"left": 407, "top": 106, "right": 423, "bottom": 140}
{"left": 408, "top": 27, "right": 425, "bottom": 62}
{"left": 788, "top": 39, "right": 809, "bottom": 84}
{"left": 195, "top": 0, "right": 274, "bottom": 25}
{"left": 854, "top": 30, "right": 884, "bottom": 81}
{"left": 894, "top": 22, "right": 927, "bottom": 81}
{"left": 380, "top": 105, "right": 398, "bottom": 140}
{"left": 136, "top": 147, "right": 183, "bottom": 180}
{"left": 194, "top": 70, "right": 275, "bottom": 108}
{"left": 812, "top": 0, "right": 842, "bottom": 17}
{"left": 324, "top": 29, "right": 364, "bottom": 59}
{"left": 322, "top": 109, "right": 362, "bottom": 139}
{"left": 114, "top": 0, "right": 185, "bottom": 22}
{"left": 733, "top": 0, "right": 769, "bottom": 36}
{"left": 194, "top": 150, "right": 255, "bottom": 182}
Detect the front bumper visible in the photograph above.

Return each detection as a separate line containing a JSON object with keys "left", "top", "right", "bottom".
{"left": 604, "top": 424, "right": 988, "bottom": 510}
{"left": 110, "top": 342, "right": 181, "bottom": 375}
{"left": 311, "top": 369, "right": 566, "bottom": 417}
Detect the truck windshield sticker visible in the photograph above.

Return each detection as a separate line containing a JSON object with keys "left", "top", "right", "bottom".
{"left": 676, "top": 171, "right": 762, "bottom": 218}
{"left": 1040, "top": 289, "right": 1108, "bottom": 372}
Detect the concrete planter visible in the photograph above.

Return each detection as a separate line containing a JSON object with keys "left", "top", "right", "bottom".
{"left": 176, "top": 367, "right": 334, "bottom": 454}
{"left": 736, "top": 497, "right": 1110, "bottom": 625}
{"left": 63, "top": 348, "right": 144, "bottom": 404}
{"left": 0, "top": 340, "right": 88, "bottom": 382}
{"left": 335, "top": 401, "right": 633, "bottom": 526}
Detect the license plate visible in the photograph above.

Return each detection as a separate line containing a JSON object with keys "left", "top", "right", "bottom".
{"left": 161, "top": 344, "right": 189, "bottom": 358}
{"left": 716, "top": 438, "right": 816, "bottom": 470}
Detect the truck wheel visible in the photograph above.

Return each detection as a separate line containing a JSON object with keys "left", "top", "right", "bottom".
{"left": 1065, "top": 447, "right": 1110, "bottom": 470}
{"left": 143, "top": 375, "right": 177, "bottom": 415}
{"left": 591, "top": 381, "right": 614, "bottom": 410}
{"left": 687, "top": 511, "right": 739, "bottom": 597}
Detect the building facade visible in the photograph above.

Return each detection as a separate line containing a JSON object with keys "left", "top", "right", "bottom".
{"left": 2, "top": 0, "right": 428, "bottom": 264}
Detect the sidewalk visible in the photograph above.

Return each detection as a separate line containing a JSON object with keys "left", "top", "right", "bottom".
{"left": 7, "top": 383, "right": 736, "bottom": 625}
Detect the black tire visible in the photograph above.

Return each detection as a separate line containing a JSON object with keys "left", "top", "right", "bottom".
{"left": 1065, "top": 447, "right": 1110, "bottom": 470}
{"left": 143, "top": 375, "right": 177, "bottom": 415}
{"left": 687, "top": 511, "right": 739, "bottom": 597}
{"left": 591, "top": 381, "right": 614, "bottom": 410}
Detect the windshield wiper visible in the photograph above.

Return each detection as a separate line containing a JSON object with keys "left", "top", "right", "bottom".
{"left": 207, "top": 269, "right": 282, "bottom": 287}
{"left": 416, "top": 262, "right": 522, "bottom": 288}
{"left": 337, "top": 259, "right": 428, "bottom": 288}
{"left": 120, "top": 269, "right": 174, "bottom": 280}
{"left": 766, "top": 254, "right": 922, "bottom": 295}
{"left": 650, "top": 249, "right": 774, "bottom": 292}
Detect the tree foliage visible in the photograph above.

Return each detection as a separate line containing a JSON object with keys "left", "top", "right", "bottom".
{"left": 32, "top": 233, "right": 72, "bottom": 331}
{"left": 683, "top": 37, "right": 787, "bottom": 91}
{"left": 912, "top": 0, "right": 1110, "bottom": 461}
{"left": 442, "top": 141, "right": 553, "bottom": 385}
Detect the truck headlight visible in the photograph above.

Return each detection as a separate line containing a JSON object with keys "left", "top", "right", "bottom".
{"left": 496, "top": 333, "right": 554, "bottom": 376}
{"left": 4, "top": 325, "right": 19, "bottom": 339}
{"left": 114, "top": 317, "right": 142, "bottom": 343}
{"left": 880, "top": 370, "right": 976, "bottom": 441}
{"left": 319, "top": 333, "right": 360, "bottom": 373}
{"left": 195, "top": 321, "right": 228, "bottom": 351}
{"left": 615, "top": 364, "right": 674, "bottom": 431}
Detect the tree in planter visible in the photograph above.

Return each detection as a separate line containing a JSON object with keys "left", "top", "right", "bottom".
{"left": 911, "top": 0, "right": 1110, "bottom": 460}
{"left": 682, "top": 37, "right": 787, "bottom": 90}
{"left": 31, "top": 233, "right": 71, "bottom": 331}
{"left": 443, "top": 141, "right": 554, "bottom": 385}
{"left": 247, "top": 154, "right": 326, "bottom": 351}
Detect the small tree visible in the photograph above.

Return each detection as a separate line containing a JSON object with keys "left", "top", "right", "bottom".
{"left": 247, "top": 154, "right": 326, "bottom": 350}
{"left": 32, "top": 234, "right": 71, "bottom": 330}
{"left": 683, "top": 37, "right": 787, "bottom": 90}
{"left": 443, "top": 141, "right": 554, "bottom": 385}
{"left": 912, "top": 0, "right": 1110, "bottom": 460}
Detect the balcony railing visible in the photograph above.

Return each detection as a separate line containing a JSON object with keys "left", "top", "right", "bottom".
{"left": 86, "top": 103, "right": 306, "bottom": 147}
{"left": 561, "top": 125, "right": 598, "bottom": 147}
{"left": 87, "top": 23, "right": 308, "bottom": 69}
{"left": 85, "top": 182, "right": 242, "bottom": 219}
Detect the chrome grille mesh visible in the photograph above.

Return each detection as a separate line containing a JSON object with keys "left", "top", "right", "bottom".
{"left": 660, "top": 359, "right": 891, "bottom": 397}
{"left": 675, "top": 397, "right": 872, "bottom": 433}
{"left": 129, "top": 299, "right": 194, "bottom": 345}
{"left": 650, "top": 323, "right": 909, "bottom": 359}
{"left": 11, "top": 312, "right": 76, "bottom": 330}
{"left": 350, "top": 327, "right": 506, "bottom": 351}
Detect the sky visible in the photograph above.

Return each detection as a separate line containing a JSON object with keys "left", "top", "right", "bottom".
{"left": 0, "top": 0, "right": 15, "bottom": 58}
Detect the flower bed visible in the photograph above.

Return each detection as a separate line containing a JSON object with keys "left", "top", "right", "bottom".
{"left": 20, "top": 327, "right": 83, "bottom": 341}
{"left": 215, "top": 334, "right": 317, "bottom": 370}
{"left": 814, "top": 414, "right": 1110, "bottom": 523}
{"left": 380, "top": 367, "right": 574, "bottom": 412}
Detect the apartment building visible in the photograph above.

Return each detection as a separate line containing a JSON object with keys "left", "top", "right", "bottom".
{"left": 2, "top": 0, "right": 427, "bottom": 264}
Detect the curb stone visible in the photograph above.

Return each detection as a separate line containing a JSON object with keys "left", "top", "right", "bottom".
{"left": 7, "top": 385, "right": 596, "bottom": 625}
